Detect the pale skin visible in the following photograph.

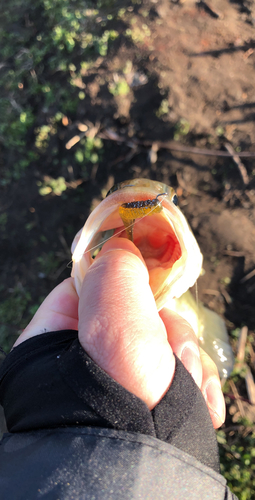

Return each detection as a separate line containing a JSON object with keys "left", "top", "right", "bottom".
{"left": 14, "top": 238, "right": 225, "bottom": 429}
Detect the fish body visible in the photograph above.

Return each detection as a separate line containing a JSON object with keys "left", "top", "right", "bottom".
{"left": 71, "top": 178, "right": 234, "bottom": 378}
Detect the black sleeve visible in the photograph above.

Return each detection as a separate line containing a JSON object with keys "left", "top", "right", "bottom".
{"left": 0, "top": 330, "right": 220, "bottom": 473}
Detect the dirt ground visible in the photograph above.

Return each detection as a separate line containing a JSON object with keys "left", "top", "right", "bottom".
{"left": 1, "top": 0, "right": 255, "bottom": 457}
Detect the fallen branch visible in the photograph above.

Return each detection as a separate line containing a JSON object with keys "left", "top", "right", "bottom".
{"left": 224, "top": 250, "right": 245, "bottom": 257}
{"left": 224, "top": 142, "right": 249, "bottom": 185}
{"left": 203, "top": 289, "right": 220, "bottom": 296}
{"left": 240, "top": 268, "right": 255, "bottom": 284}
{"left": 219, "top": 285, "right": 232, "bottom": 305}
{"left": 196, "top": 1, "right": 221, "bottom": 19}
{"left": 229, "top": 379, "right": 246, "bottom": 419}
{"left": 98, "top": 128, "right": 255, "bottom": 158}
{"left": 245, "top": 366, "right": 255, "bottom": 405}
{"left": 236, "top": 326, "right": 248, "bottom": 363}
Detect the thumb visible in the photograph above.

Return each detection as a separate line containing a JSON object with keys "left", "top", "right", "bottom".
{"left": 78, "top": 238, "right": 175, "bottom": 409}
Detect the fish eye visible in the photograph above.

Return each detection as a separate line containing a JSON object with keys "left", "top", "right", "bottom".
{"left": 172, "top": 194, "right": 178, "bottom": 206}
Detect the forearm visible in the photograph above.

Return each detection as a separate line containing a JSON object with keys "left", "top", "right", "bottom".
{"left": 0, "top": 330, "right": 219, "bottom": 473}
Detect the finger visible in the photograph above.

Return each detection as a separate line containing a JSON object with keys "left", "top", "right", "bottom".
{"left": 159, "top": 307, "right": 202, "bottom": 388}
{"left": 13, "top": 278, "right": 79, "bottom": 348}
{"left": 200, "top": 348, "right": 226, "bottom": 429}
{"left": 78, "top": 238, "right": 175, "bottom": 409}
{"left": 160, "top": 308, "right": 225, "bottom": 427}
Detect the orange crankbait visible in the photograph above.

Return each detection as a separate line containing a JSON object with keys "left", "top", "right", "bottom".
{"left": 119, "top": 193, "right": 168, "bottom": 241}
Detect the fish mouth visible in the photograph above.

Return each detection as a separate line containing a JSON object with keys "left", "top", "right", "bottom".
{"left": 103, "top": 212, "right": 182, "bottom": 298}
{"left": 71, "top": 179, "right": 234, "bottom": 379}
{"left": 72, "top": 180, "right": 202, "bottom": 309}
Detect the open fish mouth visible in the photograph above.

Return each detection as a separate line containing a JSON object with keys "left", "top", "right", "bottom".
{"left": 71, "top": 178, "right": 203, "bottom": 310}
{"left": 71, "top": 178, "right": 234, "bottom": 378}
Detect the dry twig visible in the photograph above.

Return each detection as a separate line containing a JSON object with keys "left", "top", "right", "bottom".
{"left": 237, "top": 326, "right": 248, "bottom": 363}
{"left": 248, "top": 343, "right": 255, "bottom": 368}
{"left": 224, "top": 250, "right": 245, "bottom": 257}
{"left": 219, "top": 285, "right": 232, "bottom": 305}
{"left": 245, "top": 366, "right": 255, "bottom": 405}
{"left": 99, "top": 128, "right": 255, "bottom": 158}
{"left": 196, "top": 1, "right": 221, "bottom": 19}
{"left": 240, "top": 268, "right": 255, "bottom": 284}
{"left": 229, "top": 379, "right": 246, "bottom": 419}
{"left": 224, "top": 142, "right": 249, "bottom": 185}
{"left": 148, "top": 143, "right": 159, "bottom": 164}
{"left": 65, "top": 135, "right": 81, "bottom": 150}
{"left": 203, "top": 289, "right": 220, "bottom": 296}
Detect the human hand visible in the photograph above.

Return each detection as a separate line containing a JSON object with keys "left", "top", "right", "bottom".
{"left": 14, "top": 238, "right": 225, "bottom": 428}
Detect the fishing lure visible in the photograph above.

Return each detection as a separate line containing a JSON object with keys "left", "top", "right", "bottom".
{"left": 119, "top": 193, "right": 168, "bottom": 241}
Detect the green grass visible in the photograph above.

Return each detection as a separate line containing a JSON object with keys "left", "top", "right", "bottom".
{"left": 0, "top": 0, "right": 120, "bottom": 186}
{"left": 0, "top": 286, "right": 32, "bottom": 350}
{"left": 218, "top": 429, "right": 255, "bottom": 500}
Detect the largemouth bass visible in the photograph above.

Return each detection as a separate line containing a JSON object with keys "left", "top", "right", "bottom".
{"left": 71, "top": 178, "right": 234, "bottom": 378}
